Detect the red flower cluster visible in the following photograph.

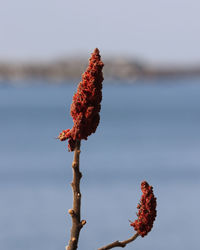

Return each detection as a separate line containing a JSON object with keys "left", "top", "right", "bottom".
{"left": 131, "top": 181, "right": 157, "bottom": 237}
{"left": 58, "top": 48, "right": 104, "bottom": 151}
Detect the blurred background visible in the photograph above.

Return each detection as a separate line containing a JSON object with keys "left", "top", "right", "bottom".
{"left": 1, "top": 1, "right": 200, "bottom": 250}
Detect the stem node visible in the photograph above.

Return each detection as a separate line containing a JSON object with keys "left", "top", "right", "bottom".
{"left": 80, "top": 220, "right": 87, "bottom": 228}
{"left": 68, "top": 209, "right": 75, "bottom": 216}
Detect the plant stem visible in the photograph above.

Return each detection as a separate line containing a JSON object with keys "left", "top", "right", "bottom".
{"left": 66, "top": 140, "right": 86, "bottom": 250}
{"left": 98, "top": 233, "right": 139, "bottom": 250}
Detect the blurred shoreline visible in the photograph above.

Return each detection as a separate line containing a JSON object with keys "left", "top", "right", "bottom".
{"left": 1, "top": 57, "right": 200, "bottom": 83}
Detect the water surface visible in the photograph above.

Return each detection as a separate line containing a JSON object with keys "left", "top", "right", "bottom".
{"left": 0, "top": 78, "right": 200, "bottom": 250}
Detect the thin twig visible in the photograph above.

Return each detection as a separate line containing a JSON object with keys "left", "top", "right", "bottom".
{"left": 66, "top": 140, "right": 86, "bottom": 250}
{"left": 98, "top": 232, "right": 139, "bottom": 250}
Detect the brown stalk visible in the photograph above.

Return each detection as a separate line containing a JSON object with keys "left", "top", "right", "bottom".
{"left": 98, "top": 232, "right": 139, "bottom": 250}
{"left": 66, "top": 140, "right": 86, "bottom": 250}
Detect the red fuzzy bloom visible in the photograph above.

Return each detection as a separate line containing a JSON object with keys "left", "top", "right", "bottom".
{"left": 130, "top": 181, "right": 157, "bottom": 237}
{"left": 58, "top": 48, "right": 104, "bottom": 151}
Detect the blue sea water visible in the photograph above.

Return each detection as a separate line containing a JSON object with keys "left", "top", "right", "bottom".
{"left": 0, "top": 77, "right": 200, "bottom": 250}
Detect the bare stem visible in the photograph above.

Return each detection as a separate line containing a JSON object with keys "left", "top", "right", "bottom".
{"left": 98, "top": 233, "right": 139, "bottom": 250}
{"left": 66, "top": 140, "right": 86, "bottom": 250}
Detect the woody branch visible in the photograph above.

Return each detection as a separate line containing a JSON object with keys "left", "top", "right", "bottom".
{"left": 97, "top": 233, "right": 139, "bottom": 250}
{"left": 66, "top": 140, "right": 86, "bottom": 250}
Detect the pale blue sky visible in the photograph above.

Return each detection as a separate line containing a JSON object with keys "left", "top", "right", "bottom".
{"left": 0, "top": 0, "right": 200, "bottom": 64}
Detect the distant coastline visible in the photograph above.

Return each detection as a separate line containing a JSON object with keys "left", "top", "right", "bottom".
{"left": 0, "top": 57, "right": 200, "bottom": 83}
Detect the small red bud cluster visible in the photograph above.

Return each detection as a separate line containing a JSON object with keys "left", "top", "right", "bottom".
{"left": 58, "top": 48, "right": 104, "bottom": 151}
{"left": 131, "top": 181, "right": 157, "bottom": 237}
